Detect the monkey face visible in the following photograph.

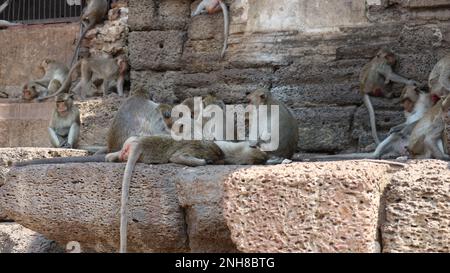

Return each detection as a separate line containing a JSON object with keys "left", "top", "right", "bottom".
{"left": 56, "top": 94, "right": 73, "bottom": 114}
{"left": 402, "top": 99, "right": 415, "bottom": 113}
{"left": 56, "top": 101, "right": 69, "bottom": 114}
{"left": 247, "top": 90, "right": 269, "bottom": 105}
{"left": 377, "top": 49, "right": 396, "bottom": 66}
{"left": 22, "top": 84, "right": 38, "bottom": 101}
{"left": 158, "top": 105, "right": 173, "bottom": 129}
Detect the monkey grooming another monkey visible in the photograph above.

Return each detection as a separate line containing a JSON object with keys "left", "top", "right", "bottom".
{"left": 70, "top": 0, "right": 108, "bottom": 66}
{"left": 247, "top": 88, "right": 299, "bottom": 163}
{"left": 308, "top": 86, "right": 432, "bottom": 162}
{"left": 360, "top": 48, "right": 418, "bottom": 144}
{"left": 408, "top": 94, "right": 450, "bottom": 160}
{"left": 428, "top": 54, "right": 450, "bottom": 104}
{"left": 22, "top": 59, "right": 69, "bottom": 102}
{"left": 48, "top": 94, "right": 81, "bottom": 149}
{"left": 192, "top": 0, "right": 229, "bottom": 58}
{"left": 39, "top": 55, "right": 127, "bottom": 101}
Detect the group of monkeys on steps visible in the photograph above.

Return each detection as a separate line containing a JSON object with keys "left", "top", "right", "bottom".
{"left": 11, "top": 0, "right": 450, "bottom": 253}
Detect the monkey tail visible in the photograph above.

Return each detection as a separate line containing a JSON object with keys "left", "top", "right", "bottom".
{"left": 363, "top": 95, "right": 380, "bottom": 145}
{"left": 70, "top": 21, "right": 95, "bottom": 67}
{"left": 119, "top": 145, "right": 141, "bottom": 253}
{"left": 13, "top": 154, "right": 106, "bottom": 167}
{"left": 219, "top": 0, "right": 229, "bottom": 59}
{"left": 306, "top": 152, "right": 377, "bottom": 162}
{"left": 37, "top": 60, "right": 82, "bottom": 101}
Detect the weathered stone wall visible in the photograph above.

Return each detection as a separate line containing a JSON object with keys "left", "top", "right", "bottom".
{"left": 0, "top": 23, "right": 79, "bottom": 97}
{"left": 128, "top": 0, "right": 450, "bottom": 153}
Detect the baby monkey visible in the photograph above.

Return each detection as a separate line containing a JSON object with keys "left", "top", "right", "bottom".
{"left": 48, "top": 93, "right": 81, "bottom": 149}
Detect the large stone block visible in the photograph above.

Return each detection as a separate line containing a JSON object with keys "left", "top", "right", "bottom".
{"left": 0, "top": 163, "right": 188, "bottom": 253}
{"left": 293, "top": 106, "right": 356, "bottom": 152}
{"left": 382, "top": 160, "right": 450, "bottom": 253}
{"left": 129, "top": 0, "right": 191, "bottom": 31}
{"left": 129, "top": 31, "right": 186, "bottom": 70}
{"left": 175, "top": 167, "right": 242, "bottom": 253}
{"left": 223, "top": 162, "right": 391, "bottom": 253}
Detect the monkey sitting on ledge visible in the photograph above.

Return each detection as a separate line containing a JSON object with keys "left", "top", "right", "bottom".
{"left": 48, "top": 94, "right": 80, "bottom": 149}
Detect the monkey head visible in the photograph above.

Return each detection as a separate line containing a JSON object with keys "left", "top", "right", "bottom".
{"left": 116, "top": 56, "right": 128, "bottom": 74}
{"left": 55, "top": 94, "right": 74, "bottom": 116}
{"left": 157, "top": 104, "right": 174, "bottom": 130}
{"left": 429, "top": 77, "right": 450, "bottom": 104}
{"left": 400, "top": 86, "right": 419, "bottom": 113}
{"left": 22, "top": 82, "right": 39, "bottom": 101}
{"left": 247, "top": 88, "right": 271, "bottom": 106}
{"left": 377, "top": 48, "right": 396, "bottom": 66}
{"left": 203, "top": 93, "right": 225, "bottom": 110}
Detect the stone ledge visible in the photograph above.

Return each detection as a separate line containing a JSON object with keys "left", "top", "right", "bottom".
{"left": 0, "top": 161, "right": 449, "bottom": 253}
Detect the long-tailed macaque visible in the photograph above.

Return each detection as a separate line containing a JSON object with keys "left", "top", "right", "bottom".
{"left": 39, "top": 55, "right": 127, "bottom": 101}
{"left": 48, "top": 94, "right": 81, "bottom": 149}
{"left": 360, "top": 48, "right": 418, "bottom": 144}
{"left": 192, "top": 0, "right": 229, "bottom": 58}
{"left": 106, "top": 133, "right": 266, "bottom": 253}
{"left": 70, "top": 0, "right": 108, "bottom": 66}
{"left": 408, "top": 94, "right": 450, "bottom": 160}
{"left": 428, "top": 55, "right": 450, "bottom": 103}
{"left": 22, "top": 59, "right": 69, "bottom": 102}
{"left": 308, "top": 86, "right": 432, "bottom": 161}
{"left": 247, "top": 88, "right": 299, "bottom": 163}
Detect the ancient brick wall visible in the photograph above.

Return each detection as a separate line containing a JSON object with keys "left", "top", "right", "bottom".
{"left": 128, "top": 0, "right": 450, "bottom": 153}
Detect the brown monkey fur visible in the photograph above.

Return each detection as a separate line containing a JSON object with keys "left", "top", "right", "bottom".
{"left": 70, "top": 0, "right": 109, "bottom": 66}
{"left": 307, "top": 85, "right": 432, "bottom": 162}
{"left": 48, "top": 93, "right": 81, "bottom": 149}
{"left": 39, "top": 55, "right": 128, "bottom": 101}
{"left": 360, "top": 48, "right": 418, "bottom": 144}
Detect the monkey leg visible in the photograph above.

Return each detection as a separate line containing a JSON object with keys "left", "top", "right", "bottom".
{"left": 67, "top": 123, "right": 80, "bottom": 149}
{"left": 47, "top": 79, "right": 62, "bottom": 95}
{"left": 105, "top": 151, "right": 121, "bottom": 162}
{"left": 363, "top": 94, "right": 380, "bottom": 144}
{"left": 116, "top": 77, "right": 124, "bottom": 97}
{"left": 424, "top": 129, "right": 450, "bottom": 160}
{"left": 48, "top": 128, "right": 64, "bottom": 148}
{"left": 169, "top": 153, "right": 207, "bottom": 167}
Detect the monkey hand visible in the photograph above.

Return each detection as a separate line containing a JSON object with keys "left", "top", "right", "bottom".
{"left": 389, "top": 124, "right": 405, "bottom": 135}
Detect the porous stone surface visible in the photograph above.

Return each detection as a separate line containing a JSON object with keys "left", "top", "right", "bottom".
{"left": 223, "top": 162, "right": 391, "bottom": 253}
{"left": 1, "top": 161, "right": 449, "bottom": 253}
{"left": 0, "top": 148, "right": 88, "bottom": 221}
{"left": 175, "top": 167, "right": 242, "bottom": 253}
{"left": 381, "top": 160, "right": 450, "bottom": 253}
{"left": 0, "top": 223, "right": 63, "bottom": 253}
{"left": 0, "top": 163, "right": 244, "bottom": 253}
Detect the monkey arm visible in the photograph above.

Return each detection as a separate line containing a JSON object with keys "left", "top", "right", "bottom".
{"left": 379, "top": 65, "right": 417, "bottom": 86}
{"left": 67, "top": 123, "right": 80, "bottom": 148}
{"left": 48, "top": 127, "right": 63, "bottom": 148}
